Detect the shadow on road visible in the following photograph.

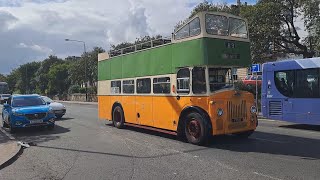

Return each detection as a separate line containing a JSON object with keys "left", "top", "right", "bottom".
{"left": 9, "top": 124, "right": 70, "bottom": 145}
{"left": 208, "top": 131, "right": 320, "bottom": 160}
{"left": 279, "top": 124, "right": 320, "bottom": 132}
{"left": 55, "top": 117, "right": 74, "bottom": 121}
{"left": 106, "top": 122, "right": 320, "bottom": 160}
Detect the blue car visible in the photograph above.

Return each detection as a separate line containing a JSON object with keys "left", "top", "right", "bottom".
{"left": 2, "top": 94, "right": 55, "bottom": 133}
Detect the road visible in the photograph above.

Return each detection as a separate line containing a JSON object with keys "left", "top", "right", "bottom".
{"left": 0, "top": 103, "right": 320, "bottom": 180}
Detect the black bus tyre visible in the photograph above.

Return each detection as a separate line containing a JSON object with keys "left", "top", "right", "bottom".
{"left": 234, "top": 130, "right": 254, "bottom": 138}
{"left": 184, "top": 112, "right": 210, "bottom": 145}
{"left": 112, "top": 106, "right": 125, "bottom": 129}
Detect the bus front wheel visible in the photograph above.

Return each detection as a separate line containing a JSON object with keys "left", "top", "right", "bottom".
{"left": 112, "top": 106, "right": 125, "bottom": 129}
{"left": 184, "top": 112, "right": 209, "bottom": 145}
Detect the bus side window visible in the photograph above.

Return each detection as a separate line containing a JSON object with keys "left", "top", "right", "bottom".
{"left": 177, "top": 68, "right": 190, "bottom": 94}
{"left": 111, "top": 81, "right": 121, "bottom": 94}
{"left": 137, "top": 78, "right": 151, "bottom": 94}
{"left": 153, "top": 77, "right": 170, "bottom": 94}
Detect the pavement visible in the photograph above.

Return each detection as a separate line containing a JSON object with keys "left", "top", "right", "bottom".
{"left": 0, "top": 124, "right": 22, "bottom": 169}
{"left": 0, "top": 103, "right": 319, "bottom": 180}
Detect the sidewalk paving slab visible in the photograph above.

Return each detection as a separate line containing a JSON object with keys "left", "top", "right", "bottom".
{"left": 0, "top": 127, "right": 22, "bottom": 169}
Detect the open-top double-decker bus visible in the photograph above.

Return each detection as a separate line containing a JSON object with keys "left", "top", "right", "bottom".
{"left": 98, "top": 11, "right": 257, "bottom": 145}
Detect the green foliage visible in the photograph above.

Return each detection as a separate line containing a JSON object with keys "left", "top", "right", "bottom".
{"left": 79, "top": 87, "right": 86, "bottom": 94}
{"left": 47, "top": 63, "right": 71, "bottom": 95}
{"left": 242, "top": 0, "right": 320, "bottom": 61}
{"left": 36, "top": 55, "right": 63, "bottom": 94}
{"left": 68, "top": 85, "right": 81, "bottom": 94}
{"left": 0, "top": 74, "right": 6, "bottom": 82}
{"left": 6, "top": 47, "right": 105, "bottom": 97}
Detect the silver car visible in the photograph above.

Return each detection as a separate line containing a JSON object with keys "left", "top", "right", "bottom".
{"left": 0, "top": 94, "right": 11, "bottom": 104}
{"left": 41, "top": 96, "right": 66, "bottom": 119}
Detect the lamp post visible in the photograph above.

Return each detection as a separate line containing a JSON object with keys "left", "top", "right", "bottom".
{"left": 65, "top": 39, "right": 88, "bottom": 101}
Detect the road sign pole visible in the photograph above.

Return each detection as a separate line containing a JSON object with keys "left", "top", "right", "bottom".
{"left": 255, "top": 72, "right": 258, "bottom": 114}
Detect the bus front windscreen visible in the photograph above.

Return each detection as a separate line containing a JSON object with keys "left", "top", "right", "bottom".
{"left": 209, "top": 68, "right": 233, "bottom": 92}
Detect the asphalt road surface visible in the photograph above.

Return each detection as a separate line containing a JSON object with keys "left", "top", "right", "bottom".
{"left": 1, "top": 103, "right": 320, "bottom": 180}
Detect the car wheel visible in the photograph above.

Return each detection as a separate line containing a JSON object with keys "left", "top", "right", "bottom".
{"left": 48, "top": 124, "right": 55, "bottom": 130}
{"left": 112, "top": 106, "right": 125, "bottom": 129}
{"left": 184, "top": 112, "right": 210, "bottom": 145}
{"left": 234, "top": 130, "right": 254, "bottom": 138}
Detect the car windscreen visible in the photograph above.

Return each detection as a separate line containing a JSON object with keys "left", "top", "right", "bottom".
{"left": 42, "top": 96, "right": 53, "bottom": 103}
{"left": 12, "top": 97, "right": 46, "bottom": 107}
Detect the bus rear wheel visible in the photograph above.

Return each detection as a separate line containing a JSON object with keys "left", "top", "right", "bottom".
{"left": 184, "top": 112, "right": 209, "bottom": 145}
{"left": 112, "top": 106, "right": 125, "bottom": 129}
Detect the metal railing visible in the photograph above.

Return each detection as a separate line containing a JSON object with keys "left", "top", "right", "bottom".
{"left": 109, "top": 37, "right": 172, "bottom": 57}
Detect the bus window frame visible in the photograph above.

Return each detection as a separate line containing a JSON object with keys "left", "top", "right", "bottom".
{"left": 136, "top": 78, "right": 151, "bottom": 94}
{"left": 174, "top": 17, "right": 201, "bottom": 40}
{"left": 205, "top": 14, "right": 229, "bottom": 36}
{"left": 229, "top": 17, "right": 248, "bottom": 39}
{"left": 274, "top": 68, "right": 320, "bottom": 98}
{"left": 153, "top": 77, "right": 171, "bottom": 94}
{"left": 123, "top": 79, "right": 135, "bottom": 94}
{"left": 177, "top": 68, "right": 191, "bottom": 94}
{"left": 111, "top": 80, "right": 121, "bottom": 94}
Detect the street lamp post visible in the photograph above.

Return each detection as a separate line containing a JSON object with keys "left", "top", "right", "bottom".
{"left": 65, "top": 39, "right": 88, "bottom": 102}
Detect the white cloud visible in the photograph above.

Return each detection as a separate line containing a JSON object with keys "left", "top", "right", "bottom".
{"left": 18, "top": 42, "right": 53, "bottom": 54}
{"left": 1, "top": 0, "right": 241, "bottom": 74}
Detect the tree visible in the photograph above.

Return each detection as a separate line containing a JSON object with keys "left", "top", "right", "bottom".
{"left": 47, "top": 63, "right": 71, "bottom": 95}
{"left": 14, "top": 62, "right": 41, "bottom": 94}
{"left": 243, "top": 0, "right": 320, "bottom": 60}
{"left": 0, "top": 74, "right": 6, "bottom": 82}
{"left": 35, "top": 55, "right": 63, "bottom": 94}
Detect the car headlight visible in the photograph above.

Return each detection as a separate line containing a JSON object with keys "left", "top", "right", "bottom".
{"left": 217, "top": 108, "right": 224, "bottom": 117}
{"left": 251, "top": 106, "right": 257, "bottom": 114}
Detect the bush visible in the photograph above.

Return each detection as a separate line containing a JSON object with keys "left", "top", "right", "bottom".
{"left": 68, "top": 85, "right": 81, "bottom": 94}
{"left": 79, "top": 87, "right": 86, "bottom": 94}
{"left": 87, "top": 86, "right": 97, "bottom": 94}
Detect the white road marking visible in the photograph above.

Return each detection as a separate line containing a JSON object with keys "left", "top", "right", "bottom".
{"left": 251, "top": 137, "right": 287, "bottom": 144}
{"left": 253, "top": 172, "right": 283, "bottom": 180}
{"left": 0, "top": 127, "right": 15, "bottom": 140}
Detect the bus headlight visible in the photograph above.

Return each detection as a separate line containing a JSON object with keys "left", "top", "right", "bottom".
{"left": 251, "top": 106, "right": 257, "bottom": 114}
{"left": 217, "top": 108, "right": 224, "bottom": 117}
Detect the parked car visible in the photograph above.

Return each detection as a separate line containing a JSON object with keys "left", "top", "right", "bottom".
{"left": 242, "top": 75, "right": 262, "bottom": 87}
{"left": 2, "top": 94, "right": 55, "bottom": 133}
{"left": 41, "top": 96, "right": 66, "bottom": 119}
{"left": 0, "top": 94, "right": 11, "bottom": 104}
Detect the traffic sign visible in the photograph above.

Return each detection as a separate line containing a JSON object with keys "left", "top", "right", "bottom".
{"left": 251, "top": 64, "right": 261, "bottom": 73}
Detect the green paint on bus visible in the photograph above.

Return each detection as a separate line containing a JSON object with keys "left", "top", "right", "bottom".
{"left": 98, "top": 37, "right": 250, "bottom": 81}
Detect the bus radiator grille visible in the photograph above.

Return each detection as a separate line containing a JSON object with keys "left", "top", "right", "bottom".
{"left": 227, "top": 101, "right": 247, "bottom": 126}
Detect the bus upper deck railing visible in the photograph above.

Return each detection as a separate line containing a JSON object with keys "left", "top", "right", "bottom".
{"left": 109, "top": 37, "right": 172, "bottom": 58}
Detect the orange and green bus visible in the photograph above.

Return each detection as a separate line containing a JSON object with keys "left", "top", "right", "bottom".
{"left": 98, "top": 12, "right": 257, "bottom": 145}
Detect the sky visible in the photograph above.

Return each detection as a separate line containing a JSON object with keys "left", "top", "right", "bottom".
{"left": 0, "top": 0, "right": 280, "bottom": 74}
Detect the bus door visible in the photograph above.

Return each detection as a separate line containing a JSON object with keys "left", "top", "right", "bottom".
{"left": 136, "top": 78, "right": 153, "bottom": 127}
